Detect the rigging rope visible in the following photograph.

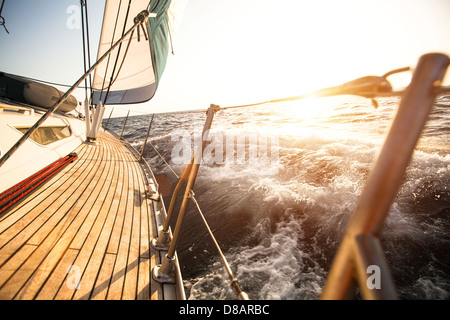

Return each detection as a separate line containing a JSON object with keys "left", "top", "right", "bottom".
{"left": 103, "top": 0, "right": 133, "bottom": 104}
{"left": 0, "top": 0, "right": 8, "bottom": 34}
{"left": 220, "top": 67, "right": 413, "bottom": 111}
{"left": 80, "top": 0, "right": 93, "bottom": 102}
{"left": 148, "top": 140, "right": 180, "bottom": 179}
{"left": 84, "top": 1, "right": 93, "bottom": 99}
{"left": 219, "top": 84, "right": 450, "bottom": 112}
{"left": 109, "top": 28, "right": 135, "bottom": 87}
{"left": 99, "top": 0, "right": 124, "bottom": 103}
{"left": 80, "top": 0, "right": 89, "bottom": 101}
{"left": 189, "top": 190, "right": 248, "bottom": 299}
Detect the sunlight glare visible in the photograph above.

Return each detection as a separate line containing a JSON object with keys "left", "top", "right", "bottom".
{"left": 276, "top": 97, "right": 337, "bottom": 137}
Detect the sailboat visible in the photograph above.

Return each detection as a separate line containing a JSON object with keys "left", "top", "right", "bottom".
{"left": 0, "top": 0, "right": 449, "bottom": 301}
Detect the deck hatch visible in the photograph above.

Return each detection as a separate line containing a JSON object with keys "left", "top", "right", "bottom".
{"left": 15, "top": 125, "right": 71, "bottom": 145}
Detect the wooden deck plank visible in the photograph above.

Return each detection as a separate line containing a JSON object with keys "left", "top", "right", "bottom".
{"left": 81, "top": 143, "right": 126, "bottom": 300}
{"left": 30, "top": 141, "right": 115, "bottom": 299}
{"left": 90, "top": 253, "right": 116, "bottom": 300}
{"left": 0, "top": 131, "right": 178, "bottom": 300}
{"left": 0, "top": 142, "right": 92, "bottom": 244}
{"left": 50, "top": 138, "right": 118, "bottom": 300}
{"left": 34, "top": 248, "right": 79, "bottom": 300}
{"left": 0, "top": 244, "right": 37, "bottom": 288}
{"left": 137, "top": 257, "right": 150, "bottom": 300}
{"left": 84, "top": 137, "right": 144, "bottom": 299}
{"left": 0, "top": 142, "right": 94, "bottom": 243}
{"left": 105, "top": 152, "right": 129, "bottom": 255}
{"left": 0, "top": 142, "right": 101, "bottom": 268}
{"left": 106, "top": 146, "right": 136, "bottom": 300}
{"left": 70, "top": 140, "right": 125, "bottom": 300}
{"left": 69, "top": 140, "right": 115, "bottom": 249}
{"left": 0, "top": 141, "right": 109, "bottom": 299}
{"left": 136, "top": 159, "right": 152, "bottom": 300}
{"left": 14, "top": 138, "right": 116, "bottom": 300}
{"left": 122, "top": 150, "right": 144, "bottom": 300}
{"left": 26, "top": 143, "right": 109, "bottom": 246}
{"left": 0, "top": 142, "right": 89, "bottom": 225}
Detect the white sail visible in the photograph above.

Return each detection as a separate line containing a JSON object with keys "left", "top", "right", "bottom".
{"left": 92, "top": 0, "right": 184, "bottom": 105}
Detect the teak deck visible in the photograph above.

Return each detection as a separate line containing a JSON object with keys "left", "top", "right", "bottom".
{"left": 0, "top": 131, "right": 180, "bottom": 300}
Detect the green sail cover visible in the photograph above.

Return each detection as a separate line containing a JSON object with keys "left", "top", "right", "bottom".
{"left": 148, "top": 0, "right": 172, "bottom": 86}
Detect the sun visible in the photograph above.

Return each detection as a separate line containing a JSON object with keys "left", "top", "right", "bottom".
{"left": 271, "top": 97, "right": 339, "bottom": 138}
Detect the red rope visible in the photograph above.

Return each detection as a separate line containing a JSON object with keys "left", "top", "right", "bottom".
{"left": 0, "top": 153, "right": 78, "bottom": 213}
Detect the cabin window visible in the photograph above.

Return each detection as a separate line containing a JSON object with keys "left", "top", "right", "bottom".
{"left": 15, "top": 126, "right": 71, "bottom": 145}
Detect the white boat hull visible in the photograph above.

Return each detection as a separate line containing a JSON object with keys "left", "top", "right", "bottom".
{"left": 0, "top": 103, "right": 86, "bottom": 193}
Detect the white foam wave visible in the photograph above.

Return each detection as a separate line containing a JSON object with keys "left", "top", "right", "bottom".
{"left": 187, "top": 212, "right": 327, "bottom": 300}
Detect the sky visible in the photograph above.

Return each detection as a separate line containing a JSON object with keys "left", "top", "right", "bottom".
{"left": 1, "top": 0, "right": 450, "bottom": 117}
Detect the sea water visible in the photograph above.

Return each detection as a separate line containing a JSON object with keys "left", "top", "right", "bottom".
{"left": 104, "top": 94, "right": 449, "bottom": 300}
